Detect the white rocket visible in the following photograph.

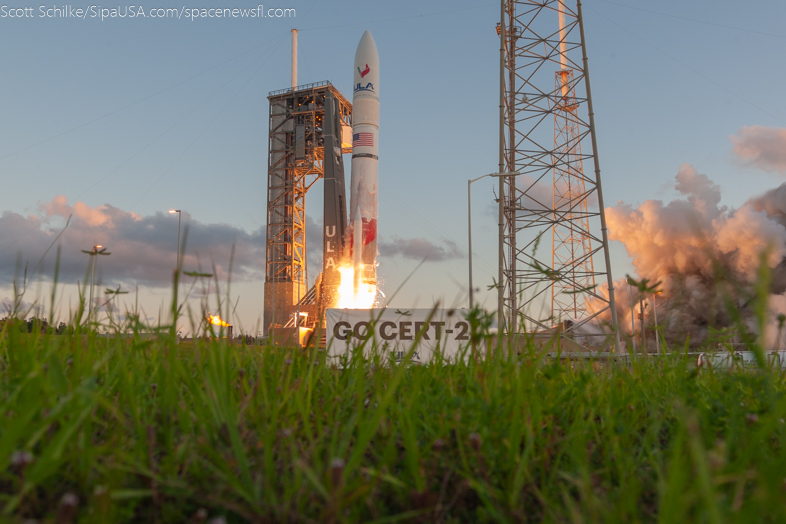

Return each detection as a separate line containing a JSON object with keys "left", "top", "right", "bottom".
{"left": 349, "top": 30, "right": 379, "bottom": 294}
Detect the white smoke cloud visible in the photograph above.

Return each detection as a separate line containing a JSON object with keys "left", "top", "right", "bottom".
{"left": 716, "top": 205, "right": 786, "bottom": 279}
{"left": 589, "top": 164, "right": 786, "bottom": 348}
{"left": 604, "top": 165, "right": 723, "bottom": 282}
{"left": 730, "top": 125, "right": 786, "bottom": 173}
{"left": 0, "top": 196, "right": 266, "bottom": 288}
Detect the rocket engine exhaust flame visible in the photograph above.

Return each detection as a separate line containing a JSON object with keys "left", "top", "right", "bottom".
{"left": 337, "top": 264, "right": 376, "bottom": 309}
{"left": 585, "top": 164, "right": 786, "bottom": 349}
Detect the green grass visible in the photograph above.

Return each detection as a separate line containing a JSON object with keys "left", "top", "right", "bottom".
{"left": 1, "top": 320, "right": 785, "bottom": 523}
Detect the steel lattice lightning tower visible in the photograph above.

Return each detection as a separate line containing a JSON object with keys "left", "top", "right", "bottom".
{"left": 499, "top": 0, "right": 620, "bottom": 346}
{"left": 552, "top": 69, "right": 594, "bottom": 318}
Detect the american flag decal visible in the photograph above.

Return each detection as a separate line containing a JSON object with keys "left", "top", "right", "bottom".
{"left": 353, "top": 132, "right": 373, "bottom": 147}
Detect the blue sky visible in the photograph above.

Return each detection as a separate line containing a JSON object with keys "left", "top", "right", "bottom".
{"left": 1, "top": 0, "right": 785, "bottom": 333}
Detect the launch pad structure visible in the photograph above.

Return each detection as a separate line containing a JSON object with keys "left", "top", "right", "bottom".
{"left": 498, "top": 0, "right": 620, "bottom": 346}
{"left": 264, "top": 81, "right": 352, "bottom": 335}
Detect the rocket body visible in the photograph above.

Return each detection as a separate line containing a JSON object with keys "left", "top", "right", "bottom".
{"left": 349, "top": 30, "right": 379, "bottom": 288}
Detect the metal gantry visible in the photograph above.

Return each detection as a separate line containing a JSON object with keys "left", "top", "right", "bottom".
{"left": 264, "top": 81, "right": 352, "bottom": 334}
{"left": 499, "top": 0, "right": 619, "bottom": 345}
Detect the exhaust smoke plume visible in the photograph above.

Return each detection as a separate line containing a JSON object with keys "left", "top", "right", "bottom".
{"left": 588, "top": 164, "right": 786, "bottom": 348}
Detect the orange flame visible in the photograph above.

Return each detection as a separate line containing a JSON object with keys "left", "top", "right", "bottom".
{"left": 208, "top": 314, "right": 230, "bottom": 327}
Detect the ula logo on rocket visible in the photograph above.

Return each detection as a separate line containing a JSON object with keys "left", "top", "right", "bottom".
{"left": 358, "top": 64, "right": 370, "bottom": 78}
{"left": 354, "top": 81, "right": 374, "bottom": 93}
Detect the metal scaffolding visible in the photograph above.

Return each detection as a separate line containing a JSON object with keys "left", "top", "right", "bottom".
{"left": 499, "top": 0, "right": 619, "bottom": 345}
{"left": 264, "top": 81, "right": 352, "bottom": 334}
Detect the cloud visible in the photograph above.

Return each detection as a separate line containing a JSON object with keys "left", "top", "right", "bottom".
{"left": 730, "top": 125, "right": 786, "bottom": 173}
{"left": 306, "top": 215, "right": 463, "bottom": 268}
{"left": 0, "top": 196, "right": 265, "bottom": 288}
{"left": 379, "top": 237, "right": 463, "bottom": 262}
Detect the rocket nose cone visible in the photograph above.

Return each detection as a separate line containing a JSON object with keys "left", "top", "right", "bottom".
{"left": 354, "top": 29, "right": 379, "bottom": 97}
{"left": 355, "top": 30, "right": 378, "bottom": 58}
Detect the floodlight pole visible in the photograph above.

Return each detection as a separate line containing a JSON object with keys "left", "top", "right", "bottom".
{"left": 169, "top": 210, "right": 182, "bottom": 270}
{"left": 83, "top": 245, "right": 110, "bottom": 323}
{"left": 468, "top": 178, "right": 476, "bottom": 309}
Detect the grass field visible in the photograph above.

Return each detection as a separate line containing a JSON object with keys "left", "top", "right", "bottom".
{"left": 1, "top": 314, "right": 785, "bottom": 524}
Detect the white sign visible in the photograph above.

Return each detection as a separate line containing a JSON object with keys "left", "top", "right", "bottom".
{"left": 325, "top": 308, "right": 472, "bottom": 364}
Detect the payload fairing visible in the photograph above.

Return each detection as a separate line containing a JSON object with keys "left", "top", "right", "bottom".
{"left": 349, "top": 30, "right": 379, "bottom": 293}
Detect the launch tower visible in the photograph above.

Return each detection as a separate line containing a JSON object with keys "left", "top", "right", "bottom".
{"left": 264, "top": 81, "right": 352, "bottom": 334}
{"left": 498, "top": 0, "right": 619, "bottom": 345}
